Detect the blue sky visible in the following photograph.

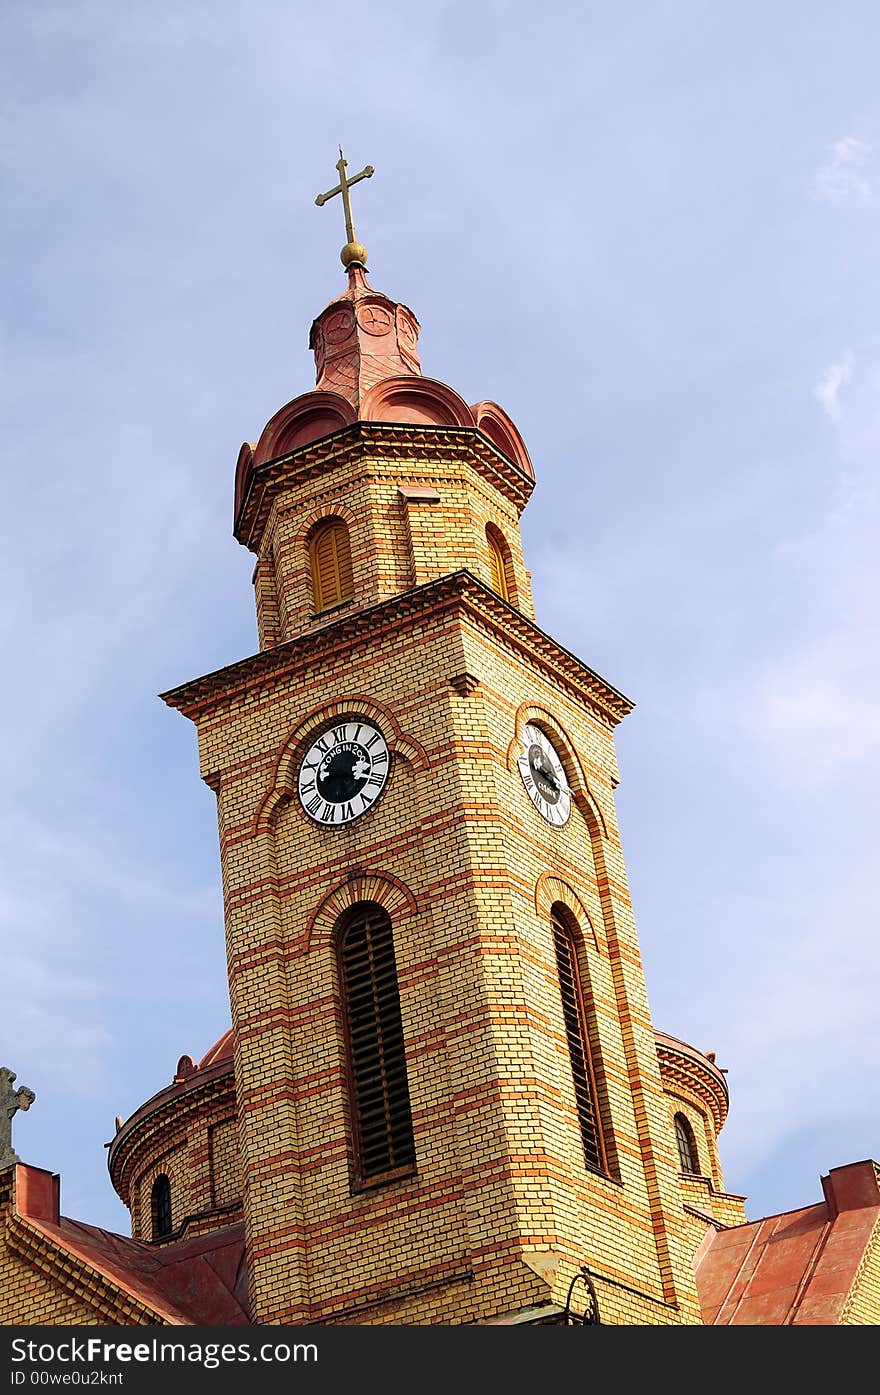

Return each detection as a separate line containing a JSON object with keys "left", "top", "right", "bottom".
{"left": 2, "top": 1, "right": 878, "bottom": 1234}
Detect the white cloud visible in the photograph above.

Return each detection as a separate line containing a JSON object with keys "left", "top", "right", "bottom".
{"left": 813, "top": 353, "right": 853, "bottom": 422}
{"left": 813, "top": 136, "right": 873, "bottom": 205}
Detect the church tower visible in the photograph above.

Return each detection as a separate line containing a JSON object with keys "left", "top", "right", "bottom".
{"left": 161, "top": 156, "right": 705, "bottom": 1325}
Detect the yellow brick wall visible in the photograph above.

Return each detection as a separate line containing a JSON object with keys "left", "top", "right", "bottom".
{"left": 0, "top": 1240, "right": 98, "bottom": 1325}
{"left": 115, "top": 1082, "right": 241, "bottom": 1241}
{"left": 461, "top": 621, "right": 702, "bottom": 1320}
{"left": 678, "top": 1174, "right": 747, "bottom": 1238}
{"left": 188, "top": 581, "right": 704, "bottom": 1325}
{"left": 209, "top": 1117, "right": 239, "bottom": 1208}
{"left": 253, "top": 445, "right": 535, "bottom": 651}
{"left": 0, "top": 1188, "right": 102, "bottom": 1328}
{"left": 0, "top": 1170, "right": 138, "bottom": 1324}
{"left": 133, "top": 1144, "right": 187, "bottom": 1242}
{"left": 665, "top": 1096, "right": 718, "bottom": 1187}
{"left": 842, "top": 1216, "right": 880, "bottom": 1324}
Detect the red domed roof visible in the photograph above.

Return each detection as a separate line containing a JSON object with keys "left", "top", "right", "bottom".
{"left": 197, "top": 1029, "right": 233, "bottom": 1071}
{"left": 170, "top": 1030, "right": 234, "bottom": 1085}
{"left": 309, "top": 264, "right": 422, "bottom": 410}
{"left": 109, "top": 1027, "right": 237, "bottom": 1200}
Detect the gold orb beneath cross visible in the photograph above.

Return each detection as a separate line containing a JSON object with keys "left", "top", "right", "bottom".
{"left": 340, "top": 240, "right": 368, "bottom": 268}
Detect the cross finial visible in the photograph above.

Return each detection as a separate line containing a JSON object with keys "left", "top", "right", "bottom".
{"left": 314, "top": 148, "right": 375, "bottom": 270}
{"left": 0, "top": 1066, "right": 36, "bottom": 1171}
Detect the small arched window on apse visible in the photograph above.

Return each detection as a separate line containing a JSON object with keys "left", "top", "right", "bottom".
{"left": 674, "top": 1112, "right": 700, "bottom": 1175}
{"left": 551, "top": 904, "right": 610, "bottom": 1176}
{"left": 150, "top": 1174, "right": 172, "bottom": 1241}
{"left": 336, "top": 902, "right": 416, "bottom": 1186}
{"left": 309, "top": 518, "right": 354, "bottom": 613}
{"left": 486, "top": 524, "right": 511, "bottom": 603}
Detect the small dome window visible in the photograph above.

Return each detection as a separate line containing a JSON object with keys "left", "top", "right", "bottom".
{"left": 674, "top": 1112, "right": 700, "bottom": 1175}
{"left": 151, "top": 1173, "right": 173, "bottom": 1240}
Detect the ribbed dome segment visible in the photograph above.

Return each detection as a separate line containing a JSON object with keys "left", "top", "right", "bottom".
{"left": 308, "top": 265, "right": 421, "bottom": 410}
{"left": 197, "top": 1029, "right": 233, "bottom": 1071}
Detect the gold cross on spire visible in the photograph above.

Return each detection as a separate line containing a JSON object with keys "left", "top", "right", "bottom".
{"left": 315, "top": 148, "right": 375, "bottom": 270}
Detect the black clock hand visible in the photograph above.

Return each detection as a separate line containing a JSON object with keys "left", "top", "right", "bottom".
{"left": 532, "top": 752, "right": 559, "bottom": 791}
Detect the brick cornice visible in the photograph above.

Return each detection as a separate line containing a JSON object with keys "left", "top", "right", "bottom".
{"left": 654, "top": 1031, "right": 730, "bottom": 1134}
{"left": 7, "top": 1211, "right": 168, "bottom": 1324}
{"left": 108, "top": 1065, "right": 235, "bottom": 1203}
{"left": 234, "top": 421, "right": 536, "bottom": 550}
{"left": 160, "top": 571, "right": 634, "bottom": 727}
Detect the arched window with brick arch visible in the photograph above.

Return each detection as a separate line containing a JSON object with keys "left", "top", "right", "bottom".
{"left": 151, "top": 1174, "right": 172, "bottom": 1240}
{"left": 336, "top": 902, "right": 416, "bottom": 1186}
{"left": 309, "top": 517, "right": 354, "bottom": 613}
{"left": 486, "top": 524, "right": 511, "bottom": 602}
{"left": 674, "top": 1112, "right": 700, "bottom": 1175}
{"left": 551, "top": 903, "right": 611, "bottom": 1176}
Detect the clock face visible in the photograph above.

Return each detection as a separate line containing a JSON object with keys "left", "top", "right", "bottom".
{"left": 297, "top": 719, "right": 391, "bottom": 826}
{"left": 516, "top": 724, "right": 571, "bottom": 827}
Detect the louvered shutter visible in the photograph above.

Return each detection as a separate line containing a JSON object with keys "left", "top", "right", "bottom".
{"left": 339, "top": 906, "right": 416, "bottom": 1180}
{"left": 487, "top": 533, "right": 509, "bottom": 601}
{"left": 552, "top": 911, "right": 607, "bottom": 1174}
{"left": 311, "top": 521, "right": 354, "bottom": 612}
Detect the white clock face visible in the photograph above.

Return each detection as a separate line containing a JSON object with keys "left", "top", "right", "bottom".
{"left": 297, "top": 719, "right": 390, "bottom": 826}
{"left": 517, "top": 724, "right": 571, "bottom": 827}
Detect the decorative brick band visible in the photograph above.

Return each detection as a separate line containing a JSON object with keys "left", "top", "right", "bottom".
{"left": 534, "top": 873, "right": 601, "bottom": 953}
{"left": 234, "top": 422, "right": 535, "bottom": 550}
{"left": 161, "top": 572, "right": 633, "bottom": 727}
{"left": 254, "top": 694, "right": 430, "bottom": 834}
{"left": 304, "top": 870, "right": 419, "bottom": 953}
{"left": 508, "top": 701, "right": 609, "bottom": 837}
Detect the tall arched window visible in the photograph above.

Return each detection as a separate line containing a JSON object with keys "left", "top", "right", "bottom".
{"left": 337, "top": 903, "right": 416, "bottom": 1185}
{"left": 151, "top": 1174, "right": 172, "bottom": 1240}
{"left": 486, "top": 526, "right": 510, "bottom": 602}
{"left": 674, "top": 1112, "right": 700, "bottom": 1175}
{"left": 310, "top": 518, "right": 354, "bottom": 613}
{"left": 551, "top": 905, "right": 609, "bottom": 1175}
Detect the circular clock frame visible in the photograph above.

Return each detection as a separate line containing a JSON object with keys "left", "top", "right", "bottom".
{"left": 516, "top": 723, "right": 572, "bottom": 827}
{"left": 297, "top": 718, "right": 391, "bottom": 826}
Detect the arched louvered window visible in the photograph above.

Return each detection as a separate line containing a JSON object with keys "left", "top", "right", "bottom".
{"left": 486, "top": 527, "right": 510, "bottom": 602}
{"left": 151, "top": 1174, "right": 172, "bottom": 1240}
{"left": 337, "top": 903, "right": 416, "bottom": 1185}
{"left": 674, "top": 1112, "right": 700, "bottom": 1175}
{"left": 551, "top": 906, "right": 608, "bottom": 1175}
{"left": 310, "top": 518, "right": 354, "bottom": 613}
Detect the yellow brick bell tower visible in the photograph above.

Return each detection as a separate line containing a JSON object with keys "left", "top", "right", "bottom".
{"left": 161, "top": 154, "right": 705, "bottom": 1325}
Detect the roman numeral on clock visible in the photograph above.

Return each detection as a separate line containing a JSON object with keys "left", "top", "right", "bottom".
{"left": 298, "top": 717, "right": 390, "bottom": 825}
